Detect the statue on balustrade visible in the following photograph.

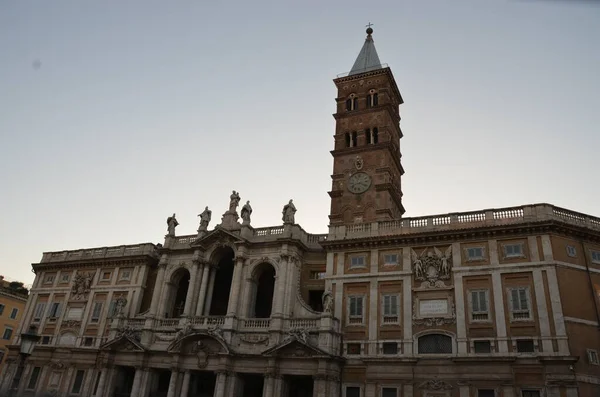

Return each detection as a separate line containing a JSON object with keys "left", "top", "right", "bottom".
{"left": 167, "top": 213, "right": 179, "bottom": 236}
{"left": 322, "top": 289, "right": 334, "bottom": 314}
{"left": 229, "top": 190, "right": 241, "bottom": 213}
{"left": 282, "top": 199, "right": 297, "bottom": 224}
{"left": 241, "top": 201, "right": 253, "bottom": 225}
{"left": 198, "top": 206, "right": 212, "bottom": 232}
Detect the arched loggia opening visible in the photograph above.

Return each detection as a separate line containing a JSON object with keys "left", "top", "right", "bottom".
{"left": 249, "top": 263, "right": 276, "bottom": 318}
{"left": 165, "top": 268, "right": 190, "bottom": 318}
{"left": 208, "top": 247, "right": 235, "bottom": 316}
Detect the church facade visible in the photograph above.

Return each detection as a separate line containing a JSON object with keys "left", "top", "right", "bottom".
{"left": 2, "top": 28, "right": 600, "bottom": 397}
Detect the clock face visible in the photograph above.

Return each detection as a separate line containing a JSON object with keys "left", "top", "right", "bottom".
{"left": 348, "top": 172, "right": 372, "bottom": 194}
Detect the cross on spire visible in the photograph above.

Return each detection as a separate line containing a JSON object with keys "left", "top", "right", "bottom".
{"left": 366, "top": 22, "right": 373, "bottom": 29}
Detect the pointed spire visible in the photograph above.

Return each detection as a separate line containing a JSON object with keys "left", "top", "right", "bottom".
{"left": 349, "top": 25, "right": 383, "bottom": 76}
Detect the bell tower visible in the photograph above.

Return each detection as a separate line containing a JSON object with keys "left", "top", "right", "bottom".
{"left": 328, "top": 27, "right": 406, "bottom": 225}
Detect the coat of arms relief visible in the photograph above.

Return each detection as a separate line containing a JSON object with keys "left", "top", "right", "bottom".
{"left": 411, "top": 246, "right": 452, "bottom": 288}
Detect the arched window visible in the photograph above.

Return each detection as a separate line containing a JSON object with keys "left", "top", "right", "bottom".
{"left": 249, "top": 263, "right": 276, "bottom": 318}
{"left": 345, "top": 133, "right": 351, "bottom": 148}
{"left": 372, "top": 127, "right": 378, "bottom": 144}
{"left": 367, "top": 90, "right": 378, "bottom": 108}
{"left": 418, "top": 333, "right": 452, "bottom": 354}
{"left": 351, "top": 131, "right": 357, "bottom": 147}
{"left": 165, "top": 268, "right": 190, "bottom": 318}
{"left": 346, "top": 94, "right": 358, "bottom": 111}
{"left": 207, "top": 247, "right": 235, "bottom": 316}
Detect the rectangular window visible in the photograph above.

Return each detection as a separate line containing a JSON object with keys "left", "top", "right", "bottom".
{"left": 470, "top": 290, "right": 489, "bottom": 321}
{"left": 591, "top": 250, "right": 600, "bottom": 264}
{"left": 346, "top": 386, "right": 361, "bottom": 397}
{"left": 61, "top": 273, "right": 71, "bottom": 283}
{"left": 9, "top": 308, "right": 18, "bottom": 319}
{"left": 33, "top": 302, "right": 46, "bottom": 322}
{"left": 71, "top": 370, "right": 85, "bottom": 394}
{"left": 41, "top": 336, "right": 52, "bottom": 345}
{"left": 478, "top": 390, "right": 495, "bottom": 397}
{"left": 382, "top": 294, "right": 399, "bottom": 324}
{"left": 44, "top": 274, "right": 55, "bottom": 284}
{"left": 48, "top": 302, "right": 62, "bottom": 319}
{"left": 350, "top": 255, "right": 366, "bottom": 269}
{"left": 566, "top": 245, "right": 577, "bottom": 257}
{"left": 516, "top": 340, "right": 535, "bottom": 353}
{"left": 508, "top": 287, "right": 531, "bottom": 320}
{"left": 503, "top": 243, "right": 524, "bottom": 258}
{"left": 348, "top": 296, "right": 364, "bottom": 324}
{"left": 347, "top": 343, "right": 361, "bottom": 355}
{"left": 381, "top": 388, "right": 398, "bottom": 397}
{"left": 26, "top": 366, "right": 41, "bottom": 390}
{"left": 0, "top": 304, "right": 4, "bottom": 315}
{"left": 101, "top": 272, "right": 112, "bottom": 281}
{"left": 309, "top": 271, "right": 326, "bottom": 280}
{"left": 474, "top": 340, "right": 492, "bottom": 354}
{"left": 383, "top": 254, "right": 398, "bottom": 266}
{"left": 382, "top": 342, "right": 398, "bottom": 355}
{"left": 587, "top": 349, "right": 599, "bottom": 365}
{"left": 467, "top": 247, "right": 485, "bottom": 260}
{"left": 83, "top": 337, "right": 94, "bottom": 347}
{"left": 2, "top": 327, "right": 13, "bottom": 340}
{"left": 91, "top": 302, "right": 104, "bottom": 323}
{"left": 521, "top": 391, "right": 541, "bottom": 397}
{"left": 108, "top": 300, "right": 118, "bottom": 318}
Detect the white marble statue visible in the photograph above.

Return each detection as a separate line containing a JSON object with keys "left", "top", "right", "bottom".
{"left": 167, "top": 213, "right": 179, "bottom": 236}
{"left": 241, "top": 201, "right": 252, "bottom": 225}
{"left": 282, "top": 199, "right": 297, "bottom": 224}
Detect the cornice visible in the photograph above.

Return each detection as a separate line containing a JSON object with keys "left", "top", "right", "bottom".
{"left": 33, "top": 256, "right": 157, "bottom": 272}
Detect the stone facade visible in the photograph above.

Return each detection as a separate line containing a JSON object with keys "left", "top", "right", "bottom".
{"left": 2, "top": 29, "right": 600, "bottom": 397}
{"left": 0, "top": 276, "right": 28, "bottom": 372}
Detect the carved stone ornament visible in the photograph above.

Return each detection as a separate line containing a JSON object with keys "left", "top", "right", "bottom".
{"left": 49, "top": 360, "right": 65, "bottom": 370}
{"left": 411, "top": 247, "right": 452, "bottom": 288}
{"left": 355, "top": 156, "right": 364, "bottom": 170}
{"left": 71, "top": 272, "right": 93, "bottom": 300}
{"left": 239, "top": 334, "right": 270, "bottom": 345}
{"left": 207, "top": 324, "right": 225, "bottom": 344}
{"left": 155, "top": 333, "right": 178, "bottom": 342}
{"left": 285, "top": 328, "right": 310, "bottom": 345}
{"left": 116, "top": 325, "right": 141, "bottom": 342}
{"left": 417, "top": 379, "right": 453, "bottom": 390}
{"left": 62, "top": 320, "right": 82, "bottom": 329}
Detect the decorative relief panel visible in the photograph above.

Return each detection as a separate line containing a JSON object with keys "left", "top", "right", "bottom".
{"left": 411, "top": 247, "right": 452, "bottom": 289}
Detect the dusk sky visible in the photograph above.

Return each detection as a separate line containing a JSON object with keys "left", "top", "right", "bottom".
{"left": 1, "top": 1, "right": 599, "bottom": 285}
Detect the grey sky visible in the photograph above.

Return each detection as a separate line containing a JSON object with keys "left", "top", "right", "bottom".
{"left": 1, "top": 1, "right": 598, "bottom": 285}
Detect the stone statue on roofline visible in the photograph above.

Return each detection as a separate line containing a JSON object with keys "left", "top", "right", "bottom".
{"left": 167, "top": 213, "right": 179, "bottom": 236}
{"left": 229, "top": 190, "right": 241, "bottom": 213}
{"left": 198, "top": 206, "right": 212, "bottom": 232}
{"left": 282, "top": 199, "right": 296, "bottom": 224}
{"left": 322, "top": 289, "right": 334, "bottom": 314}
{"left": 241, "top": 201, "right": 252, "bottom": 225}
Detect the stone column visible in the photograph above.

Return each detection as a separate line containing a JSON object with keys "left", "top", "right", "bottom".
{"left": 313, "top": 375, "right": 328, "bottom": 397}
{"left": 139, "top": 369, "right": 152, "bottom": 397}
{"left": 130, "top": 368, "right": 144, "bottom": 397}
{"left": 262, "top": 374, "right": 275, "bottom": 397}
{"left": 95, "top": 368, "right": 109, "bottom": 397}
{"left": 180, "top": 371, "right": 191, "bottom": 397}
{"left": 273, "top": 255, "right": 289, "bottom": 317}
{"left": 149, "top": 265, "right": 167, "bottom": 316}
{"left": 213, "top": 371, "right": 227, "bottom": 397}
{"left": 203, "top": 266, "right": 218, "bottom": 316}
{"left": 166, "top": 370, "right": 179, "bottom": 397}
{"left": 226, "top": 257, "right": 245, "bottom": 316}
{"left": 183, "top": 264, "right": 199, "bottom": 317}
{"left": 273, "top": 375, "right": 284, "bottom": 397}
{"left": 195, "top": 263, "right": 211, "bottom": 317}
{"left": 58, "top": 367, "right": 74, "bottom": 396}
{"left": 225, "top": 372, "right": 240, "bottom": 397}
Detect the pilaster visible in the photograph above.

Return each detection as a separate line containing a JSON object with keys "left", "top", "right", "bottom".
{"left": 491, "top": 271, "right": 508, "bottom": 353}
{"left": 532, "top": 269, "right": 553, "bottom": 353}
{"left": 214, "top": 371, "right": 227, "bottom": 397}
{"left": 148, "top": 262, "right": 166, "bottom": 317}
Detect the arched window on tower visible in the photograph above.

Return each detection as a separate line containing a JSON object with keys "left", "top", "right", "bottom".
{"left": 351, "top": 131, "right": 357, "bottom": 147}
{"left": 367, "top": 90, "right": 378, "bottom": 108}
{"left": 345, "top": 133, "right": 351, "bottom": 148}
{"left": 346, "top": 94, "right": 358, "bottom": 111}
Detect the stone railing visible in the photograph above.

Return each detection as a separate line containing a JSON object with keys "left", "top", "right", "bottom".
{"left": 287, "top": 318, "right": 319, "bottom": 330}
{"left": 124, "top": 318, "right": 146, "bottom": 329}
{"left": 242, "top": 318, "right": 271, "bottom": 329}
{"left": 189, "top": 316, "right": 225, "bottom": 327}
{"left": 157, "top": 318, "right": 179, "bottom": 328}
{"left": 329, "top": 204, "right": 600, "bottom": 240}
{"left": 41, "top": 243, "right": 158, "bottom": 263}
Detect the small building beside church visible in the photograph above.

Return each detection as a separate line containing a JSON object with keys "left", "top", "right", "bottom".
{"left": 1, "top": 28, "right": 599, "bottom": 397}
